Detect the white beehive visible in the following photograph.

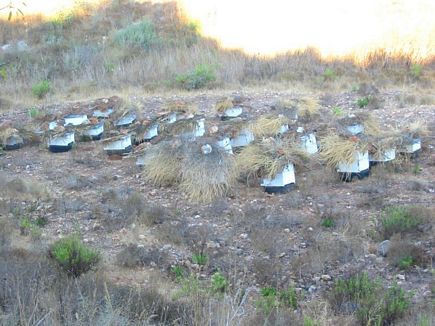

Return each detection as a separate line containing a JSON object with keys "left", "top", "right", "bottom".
{"left": 144, "top": 124, "right": 159, "bottom": 141}
{"left": 261, "top": 163, "right": 295, "bottom": 192}
{"left": 230, "top": 129, "right": 255, "bottom": 148}
{"left": 48, "top": 132, "right": 75, "bottom": 153}
{"left": 369, "top": 148, "right": 396, "bottom": 163}
{"left": 82, "top": 122, "right": 104, "bottom": 141}
{"left": 64, "top": 114, "right": 88, "bottom": 126}
{"left": 401, "top": 138, "right": 421, "bottom": 154}
{"left": 115, "top": 113, "right": 136, "bottom": 127}
{"left": 337, "top": 151, "right": 369, "bottom": 174}
{"left": 216, "top": 136, "right": 233, "bottom": 154}
{"left": 223, "top": 107, "right": 243, "bottom": 119}
{"left": 300, "top": 133, "right": 318, "bottom": 154}
{"left": 346, "top": 124, "right": 364, "bottom": 135}
{"left": 103, "top": 135, "right": 132, "bottom": 155}
{"left": 93, "top": 108, "right": 113, "bottom": 118}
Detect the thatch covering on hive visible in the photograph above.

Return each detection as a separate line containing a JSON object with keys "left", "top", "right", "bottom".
{"left": 237, "top": 138, "right": 309, "bottom": 180}
{"left": 159, "top": 117, "right": 199, "bottom": 137}
{"left": 180, "top": 140, "right": 237, "bottom": 203}
{"left": 319, "top": 134, "right": 368, "bottom": 167}
{"left": 141, "top": 140, "right": 184, "bottom": 186}
{"left": 336, "top": 113, "right": 381, "bottom": 136}
{"left": 250, "top": 114, "right": 289, "bottom": 138}
{"left": 214, "top": 97, "right": 234, "bottom": 113}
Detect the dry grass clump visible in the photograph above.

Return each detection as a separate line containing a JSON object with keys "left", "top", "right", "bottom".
{"left": 214, "top": 97, "right": 234, "bottom": 113}
{"left": 142, "top": 141, "right": 183, "bottom": 186}
{"left": 237, "top": 138, "right": 309, "bottom": 180}
{"left": 403, "top": 121, "right": 429, "bottom": 138}
{"left": 367, "top": 134, "right": 400, "bottom": 160}
{"left": 337, "top": 113, "right": 381, "bottom": 136}
{"left": 250, "top": 114, "right": 288, "bottom": 138}
{"left": 0, "top": 127, "right": 17, "bottom": 146}
{"left": 164, "top": 100, "right": 198, "bottom": 115}
{"left": 319, "top": 134, "right": 366, "bottom": 167}
{"left": 160, "top": 118, "right": 199, "bottom": 137}
{"left": 180, "top": 142, "right": 237, "bottom": 203}
{"left": 297, "top": 97, "right": 320, "bottom": 120}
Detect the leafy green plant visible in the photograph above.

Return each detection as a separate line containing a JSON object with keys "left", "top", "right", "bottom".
{"left": 35, "top": 216, "right": 48, "bottom": 227}
{"left": 49, "top": 235, "right": 100, "bottom": 277}
{"left": 410, "top": 64, "right": 423, "bottom": 79}
{"left": 356, "top": 97, "right": 369, "bottom": 108}
{"left": 256, "top": 286, "right": 299, "bottom": 315}
{"left": 321, "top": 217, "right": 336, "bottom": 228}
{"left": 28, "top": 107, "right": 40, "bottom": 118}
{"left": 192, "top": 253, "right": 208, "bottom": 266}
{"left": 114, "top": 19, "right": 158, "bottom": 50}
{"left": 382, "top": 284, "right": 411, "bottom": 325}
{"left": 381, "top": 206, "right": 421, "bottom": 238}
{"left": 397, "top": 256, "right": 414, "bottom": 270}
{"left": 19, "top": 217, "right": 32, "bottom": 235}
{"left": 323, "top": 68, "right": 336, "bottom": 80}
{"left": 0, "top": 66, "right": 7, "bottom": 80}
{"left": 175, "top": 64, "right": 216, "bottom": 90}
{"left": 413, "top": 163, "right": 422, "bottom": 175}
{"left": 171, "top": 265, "right": 186, "bottom": 280}
{"left": 331, "top": 106, "right": 343, "bottom": 116}
{"left": 303, "top": 316, "right": 318, "bottom": 326}
{"left": 32, "top": 80, "right": 51, "bottom": 99}
{"left": 279, "top": 287, "right": 298, "bottom": 310}
{"left": 211, "top": 272, "right": 228, "bottom": 294}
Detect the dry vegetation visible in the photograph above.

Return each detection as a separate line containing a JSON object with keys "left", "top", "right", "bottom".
{"left": 0, "top": 1, "right": 434, "bottom": 325}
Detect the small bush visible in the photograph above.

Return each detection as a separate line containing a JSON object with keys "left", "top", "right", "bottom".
{"left": 323, "top": 68, "right": 337, "bottom": 80}
{"left": 49, "top": 235, "right": 100, "bottom": 277}
{"left": 256, "top": 286, "right": 299, "bottom": 314}
{"left": 28, "top": 107, "right": 40, "bottom": 118}
{"left": 31, "top": 80, "right": 51, "bottom": 99}
{"left": 331, "top": 106, "right": 343, "bottom": 116}
{"left": 331, "top": 273, "right": 411, "bottom": 325}
{"left": 321, "top": 217, "right": 336, "bottom": 228}
{"left": 210, "top": 272, "right": 228, "bottom": 294}
{"left": 387, "top": 240, "right": 427, "bottom": 270}
{"left": 175, "top": 64, "right": 216, "bottom": 90}
{"left": 192, "top": 253, "right": 208, "bottom": 266}
{"left": 114, "top": 19, "right": 158, "bottom": 50}
{"left": 410, "top": 64, "right": 423, "bottom": 79}
{"left": 356, "top": 97, "right": 369, "bottom": 108}
{"left": 381, "top": 206, "right": 422, "bottom": 238}
{"left": 397, "top": 256, "right": 414, "bottom": 270}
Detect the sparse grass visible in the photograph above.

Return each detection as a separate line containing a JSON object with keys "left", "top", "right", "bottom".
{"left": 49, "top": 235, "right": 100, "bottom": 277}
{"left": 31, "top": 80, "right": 51, "bottom": 99}
{"left": 331, "top": 106, "right": 344, "bottom": 116}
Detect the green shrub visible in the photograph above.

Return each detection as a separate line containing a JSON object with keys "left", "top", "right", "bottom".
{"left": 381, "top": 206, "right": 421, "bottom": 238}
{"left": 114, "top": 19, "right": 158, "bottom": 50}
{"left": 210, "top": 272, "right": 228, "bottom": 294}
{"left": 175, "top": 64, "right": 216, "bottom": 90}
{"left": 356, "top": 97, "right": 369, "bottom": 108}
{"left": 410, "top": 64, "right": 423, "bottom": 79}
{"left": 323, "top": 68, "right": 337, "bottom": 80}
{"left": 256, "top": 286, "right": 299, "bottom": 315}
{"left": 171, "top": 265, "right": 186, "bottom": 280}
{"left": 397, "top": 255, "right": 414, "bottom": 270}
{"left": 331, "top": 273, "right": 411, "bottom": 325}
{"left": 32, "top": 80, "right": 51, "bottom": 99}
{"left": 192, "top": 253, "right": 208, "bottom": 266}
{"left": 49, "top": 235, "right": 100, "bottom": 277}
{"left": 321, "top": 217, "right": 336, "bottom": 228}
{"left": 28, "top": 107, "right": 40, "bottom": 118}
{"left": 331, "top": 106, "right": 343, "bottom": 116}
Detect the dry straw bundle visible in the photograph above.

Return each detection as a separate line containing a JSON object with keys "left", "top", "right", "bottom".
{"left": 159, "top": 118, "right": 199, "bottom": 137}
{"left": 337, "top": 113, "right": 381, "bottom": 136}
{"left": 142, "top": 141, "right": 184, "bottom": 186}
{"left": 250, "top": 114, "right": 289, "bottom": 138}
{"left": 319, "top": 134, "right": 367, "bottom": 168}
{"left": 214, "top": 97, "right": 234, "bottom": 113}
{"left": 237, "top": 138, "right": 309, "bottom": 180}
{"left": 297, "top": 97, "right": 320, "bottom": 121}
{"left": 180, "top": 142, "right": 237, "bottom": 203}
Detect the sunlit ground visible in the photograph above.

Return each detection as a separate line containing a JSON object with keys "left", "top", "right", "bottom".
{"left": 2, "top": 0, "right": 435, "bottom": 61}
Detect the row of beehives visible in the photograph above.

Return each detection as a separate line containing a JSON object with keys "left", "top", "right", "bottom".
{"left": 1, "top": 102, "right": 422, "bottom": 193}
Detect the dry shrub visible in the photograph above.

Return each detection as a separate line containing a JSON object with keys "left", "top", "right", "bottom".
{"left": 319, "top": 134, "right": 365, "bottom": 167}
{"left": 180, "top": 143, "right": 237, "bottom": 203}
{"left": 160, "top": 118, "right": 199, "bottom": 137}
{"left": 142, "top": 141, "right": 183, "bottom": 186}
{"left": 386, "top": 236, "right": 428, "bottom": 268}
{"left": 297, "top": 97, "right": 320, "bottom": 120}
{"left": 0, "top": 176, "right": 49, "bottom": 200}
{"left": 250, "top": 114, "right": 289, "bottom": 137}
{"left": 237, "top": 138, "right": 309, "bottom": 180}
{"left": 116, "top": 244, "right": 168, "bottom": 268}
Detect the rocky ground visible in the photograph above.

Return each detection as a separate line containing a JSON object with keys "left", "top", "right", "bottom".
{"left": 0, "top": 87, "right": 434, "bottom": 323}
